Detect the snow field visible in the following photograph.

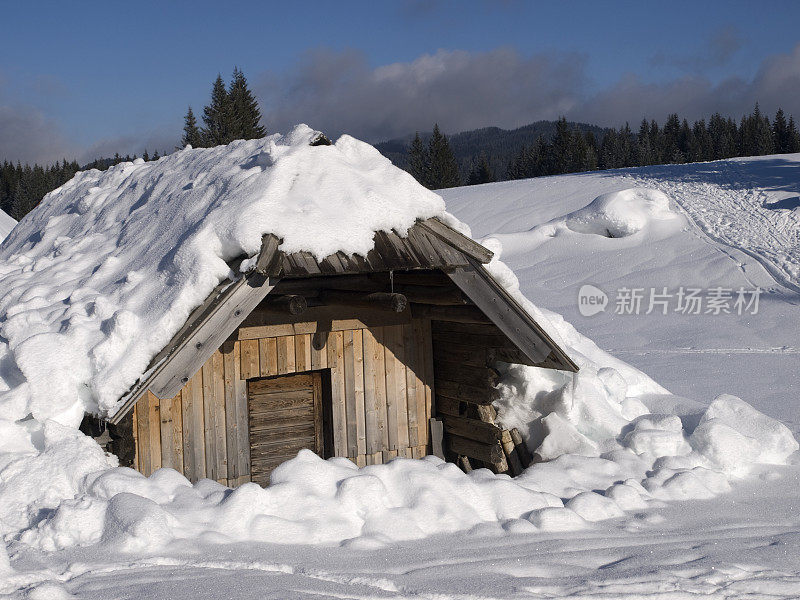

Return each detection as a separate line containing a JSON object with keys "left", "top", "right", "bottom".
{"left": 0, "top": 136, "right": 799, "bottom": 597}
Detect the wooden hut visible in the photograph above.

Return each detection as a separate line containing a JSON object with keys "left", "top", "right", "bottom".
{"left": 91, "top": 218, "right": 577, "bottom": 486}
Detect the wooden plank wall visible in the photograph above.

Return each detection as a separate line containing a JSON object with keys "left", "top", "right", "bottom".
{"left": 133, "top": 319, "right": 434, "bottom": 485}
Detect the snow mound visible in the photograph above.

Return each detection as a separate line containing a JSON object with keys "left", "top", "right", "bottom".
{"left": 0, "top": 209, "right": 15, "bottom": 241}
{"left": 0, "top": 125, "right": 444, "bottom": 424}
{"left": 19, "top": 451, "right": 563, "bottom": 552}
{"left": 564, "top": 187, "right": 679, "bottom": 238}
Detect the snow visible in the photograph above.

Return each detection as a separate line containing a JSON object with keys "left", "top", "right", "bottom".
{"left": 0, "top": 209, "right": 15, "bottom": 241}
{"left": 1, "top": 142, "right": 800, "bottom": 597}
{"left": 0, "top": 125, "right": 444, "bottom": 424}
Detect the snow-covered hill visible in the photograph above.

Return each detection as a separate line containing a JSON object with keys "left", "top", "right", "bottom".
{"left": 441, "top": 154, "right": 800, "bottom": 433}
{"left": 3, "top": 150, "right": 800, "bottom": 598}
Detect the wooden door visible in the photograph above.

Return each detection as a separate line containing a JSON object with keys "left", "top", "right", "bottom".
{"left": 247, "top": 372, "right": 324, "bottom": 486}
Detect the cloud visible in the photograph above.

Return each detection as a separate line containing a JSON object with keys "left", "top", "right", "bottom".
{"left": 257, "top": 47, "right": 587, "bottom": 141}
{"left": 0, "top": 104, "right": 75, "bottom": 165}
{"left": 257, "top": 42, "right": 800, "bottom": 141}
{"left": 650, "top": 26, "right": 744, "bottom": 72}
{"left": 573, "top": 43, "right": 800, "bottom": 126}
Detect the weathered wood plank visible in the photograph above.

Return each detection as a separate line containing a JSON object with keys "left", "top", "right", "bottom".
{"left": 311, "top": 332, "right": 328, "bottom": 369}
{"left": 276, "top": 336, "right": 297, "bottom": 375}
{"left": 295, "top": 333, "right": 311, "bottom": 372}
{"left": 181, "top": 370, "right": 206, "bottom": 481}
{"left": 434, "top": 379, "right": 499, "bottom": 405}
{"left": 326, "top": 331, "right": 348, "bottom": 457}
{"left": 240, "top": 339, "right": 260, "bottom": 380}
{"left": 418, "top": 217, "right": 494, "bottom": 264}
{"left": 223, "top": 342, "right": 244, "bottom": 482}
{"left": 411, "top": 319, "right": 428, "bottom": 449}
{"left": 159, "top": 392, "right": 183, "bottom": 471}
{"left": 403, "top": 323, "right": 420, "bottom": 447}
{"left": 146, "top": 392, "right": 162, "bottom": 473}
{"left": 362, "top": 328, "right": 386, "bottom": 454}
{"left": 135, "top": 399, "right": 151, "bottom": 475}
{"left": 421, "top": 318, "right": 435, "bottom": 438}
{"left": 447, "top": 434, "right": 505, "bottom": 464}
{"left": 352, "top": 329, "right": 366, "bottom": 456}
{"left": 429, "top": 417, "right": 445, "bottom": 459}
{"left": 132, "top": 402, "right": 140, "bottom": 472}
{"left": 385, "top": 325, "right": 410, "bottom": 451}
{"left": 343, "top": 330, "right": 358, "bottom": 457}
{"left": 201, "top": 350, "right": 227, "bottom": 482}
{"left": 383, "top": 326, "right": 400, "bottom": 451}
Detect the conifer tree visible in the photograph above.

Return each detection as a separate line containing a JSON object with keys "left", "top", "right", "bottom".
{"left": 407, "top": 132, "right": 429, "bottom": 186}
{"left": 773, "top": 108, "right": 788, "bottom": 153}
{"left": 467, "top": 155, "right": 495, "bottom": 185}
{"left": 787, "top": 116, "right": 800, "bottom": 153}
{"left": 427, "top": 124, "right": 460, "bottom": 189}
{"left": 229, "top": 67, "right": 266, "bottom": 139}
{"left": 181, "top": 106, "right": 204, "bottom": 148}
{"left": 202, "top": 75, "right": 234, "bottom": 146}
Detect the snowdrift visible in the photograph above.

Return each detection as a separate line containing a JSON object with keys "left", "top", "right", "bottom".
{"left": 0, "top": 132, "right": 796, "bottom": 563}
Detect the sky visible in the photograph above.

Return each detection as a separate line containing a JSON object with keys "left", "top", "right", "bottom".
{"left": 2, "top": 0, "right": 800, "bottom": 164}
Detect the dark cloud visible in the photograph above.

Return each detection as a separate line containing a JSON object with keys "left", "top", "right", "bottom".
{"left": 257, "top": 42, "right": 800, "bottom": 141}
{"left": 573, "top": 43, "right": 800, "bottom": 126}
{"left": 258, "top": 48, "right": 587, "bottom": 141}
{"left": 0, "top": 104, "right": 75, "bottom": 165}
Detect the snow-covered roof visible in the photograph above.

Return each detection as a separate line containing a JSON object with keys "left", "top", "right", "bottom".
{"left": 0, "top": 209, "right": 16, "bottom": 241}
{"left": 0, "top": 125, "right": 445, "bottom": 425}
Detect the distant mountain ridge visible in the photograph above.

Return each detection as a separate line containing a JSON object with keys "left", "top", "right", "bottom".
{"left": 375, "top": 120, "right": 611, "bottom": 179}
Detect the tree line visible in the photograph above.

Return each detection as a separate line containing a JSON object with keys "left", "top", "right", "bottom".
{"left": 406, "top": 104, "right": 800, "bottom": 188}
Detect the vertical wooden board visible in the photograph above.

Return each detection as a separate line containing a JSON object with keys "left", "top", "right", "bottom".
{"left": 421, "top": 318, "right": 435, "bottom": 428}
{"left": 211, "top": 350, "right": 228, "bottom": 482}
{"left": 312, "top": 372, "right": 324, "bottom": 455}
{"left": 202, "top": 360, "right": 218, "bottom": 481}
{"left": 135, "top": 401, "right": 150, "bottom": 474}
{"left": 353, "top": 329, "right": 366, "bottom": 456}
{"left": 232, "top": 342, "right": 251, "bottom": 481}
{"left": 355, "top": 455, "right": 367, "bottom": 468}
{"left": 403, "top": 323, "right": 420, "bottom": 447}
{"left": 240, "top": 339, "right": 260, "bottom": 380}
{"left": 362, "top": 328, "right": 381, "bottom": 454}
{"left": 171, "top": 392, "right": 184, "bottom": 473}
{"left": 383, "top": 449, "right": 398, "bottom": 462}
{"left": 159, "top": 394, "right": 176, "bottom": 470}
{"left": 132, "top": 403, "right": 140, "bottom": 472}
{"left": 258, "top": 338, "right": 273, "bottom": 377}
{"left": 181, "top": 370, "right": 206, "bottom": 481}
{"left": 390, "top": 325, "right": 410, "bottom": 450}
{"left": 383, "top": 327, "right": 400, "bottom": 451}
{"left": 295, "top": 334, "right": 311, "bottom": 372}
{"left": 343, "top": 330, "right": 358, "bottom": 457}
{"left": 327, "top": 331, "right": 348, "bottom": 457}
{"left": 311, "top": 333, "right": 328, "bottom": 370}
{"left": 412, "top": 319, "right": 428, "bottom": 449}
{"left": 265, "top": 337, "right": 278, "bottom": 376}
{"left": 146, "top": 392, "right": 162, "bottom": 473}
{"left": 223, "top": 342, "right": 245, "bottom": 481}
{"left": 276, "top": 336, "right": 297, "bottom": 375}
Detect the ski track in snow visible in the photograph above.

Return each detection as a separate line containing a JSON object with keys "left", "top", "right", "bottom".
{"left": 629, "top": 158, "right": 800, "bottom": 294}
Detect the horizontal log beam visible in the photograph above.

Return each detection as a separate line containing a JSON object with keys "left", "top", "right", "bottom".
{"left": 320, "top": 290, "right": 408, "bottom": 313}
{"left": 441, "top": 414, "right": 502, "bottom": 444}
{"left": 434, "top": 359, "right": 500, "bottom": 388}
{"left": 263, "top": 294, "right": 308, "bottom": 315}
{"left": 434, "top": 379, "right": 499, "bottom": 405}
{"left": 447, "top": 434, "right": 506, "bottom": 465}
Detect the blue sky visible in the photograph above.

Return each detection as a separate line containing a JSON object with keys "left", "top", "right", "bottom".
{"left": 2, "top": 0, "right": 800, "bottom": 163}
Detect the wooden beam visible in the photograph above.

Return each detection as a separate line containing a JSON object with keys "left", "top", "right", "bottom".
{"left": 418, "top": 218, "right": 494, "bottom": 264}
{"left": 254, "top": 234, "right": 283, "bottom": 275}
{"left": 446, "top": 258, "right": 578, "bottom": 372}
{"left": 264, "top": 294, "right": 308, "bottom": 315}
{"left": 429, "top": 417, "right": 445, "bottom": 459}
{"left": 321, "top": 290, "right": 408, "bottom": 313}
{"left": 510, "top": 428, "right": 533, "bottom": 468}
{"left": 412, "top": 303, "right": 491, "bottom": 324}
{"left": 441, "top": 414, "right": 502, "bottom": 444}
{"left": 447, "top": 434, "right": 505, "bottom": 464}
